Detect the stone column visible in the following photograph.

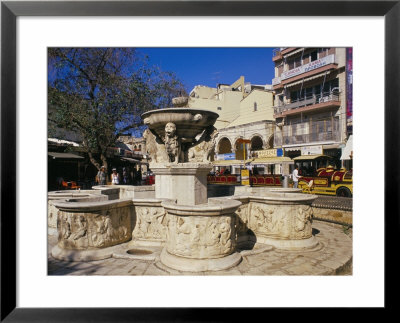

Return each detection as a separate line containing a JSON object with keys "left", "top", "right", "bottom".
{"left": 151, "top": 163, "right": 212, "bottom": 205}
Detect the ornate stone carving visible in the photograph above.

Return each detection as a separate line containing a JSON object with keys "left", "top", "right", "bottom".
{"left": 188, "top": 126, "right": 218, "bottom": 163}
{"left": 294, "top": 205, "right": 313, "bottom": 238}
{"left": 143, "top": 128, "right": 168, "bottom": 163}
{"left": 56, "top": 207, "right": 131, "bottom": 250}
{"left": 165, "top": 214, "right": 236, "bottom": 258}
{"left": 163, "top": 122, "right": 183, "bottom": 163}
{"left": 248, "top": 202, "right": 313, "bottom": 240}
{"left": 132, "top": 206, "right": 167, "bottom": 241}
{"left": 57, "top": 213, "right": 88, "bottom": 249}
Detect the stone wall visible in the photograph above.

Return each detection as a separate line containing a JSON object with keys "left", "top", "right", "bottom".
{"left": 312, "top": 207, "right": 352, "bottom": 226}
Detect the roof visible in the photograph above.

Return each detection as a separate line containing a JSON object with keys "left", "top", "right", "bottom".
{"left": 251, "top": 157, "right": 293, "bottom": 164}
{"left": 48, "top": 138, "right": 79, "bottom": 147}
{"left": 48, "top": 152, "right": 84, "bottom": 159}
{"left": 293, "top": 154, "right": 331, "bottom": 161}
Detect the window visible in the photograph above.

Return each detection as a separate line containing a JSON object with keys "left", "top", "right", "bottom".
{"left": 310, "top": 51, "right": 318, "bottom": 62}
{"left": 288, "top": 59, "right": 295, "bottom": 70}
{"left": 290, "top": 91, "right": 298, "bottom": 102}
{"left": 254, "top": 102, "right": 257, "bottom": 111}
{"left": 294, "top": 56, "right": 302, "bottom": 68}
{"left": 305, "top": 87, "right": 313, "bottom": 99}
{"left": 314, "top": 84, "right": 321, "bottom": 96}
{"left": 319, "top": 48, "right": 328, "bottom": 58}
{"left": 217, "top": 107, "right": 222, "bottom": 110}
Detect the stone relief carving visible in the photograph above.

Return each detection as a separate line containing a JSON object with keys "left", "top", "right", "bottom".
{"left": 143, "top": 128, "right": 168, "bottom": 163}
{"left": 91, "top": 211, "right": 130, "bottom": 248}
{"left": 163, "top": 122, "right": 183, "bottom": 163}
{"left": 57, "top": 208, "right": 131, "bottom": 249}
{"left": 249, "top": 203, "right": 289, "bottom": 238}
{"left": 58, "top": 212, "right": 71, "bottom": 240}
{"left": 57, "top": 213, "right": 88, "bottom": 249}
{"left": 248, "top": 203, "right": 313, "bottom": 240}
{"left": 294, "top": 205, "right": 313, "bottom": 238}
{"left": 132, "top": 206, "right": 167, "bottom": 241}
{"left": 144, "top": 122, "right": 218, "bottom": 164}
{"left": 72, "top": 215, "right": 87, "bottom": 241}
{"left": 188, "top": 126, "right": 218, "bottom": 163}
{"left": 165, "top": 214, "right": 236, "bottom": 258}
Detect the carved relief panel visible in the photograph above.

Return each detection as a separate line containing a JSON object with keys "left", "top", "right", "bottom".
{"left": 57, "top": 206, "right": 132, "bottom": 250}
{"left": 132, "top": 206, "right": 167, "bottom": 242}
{"left": 248, "top": 202, "right": 313, "bottom": 240}
{"left": 165, "top": 214, "right": 236, "bottom": 259}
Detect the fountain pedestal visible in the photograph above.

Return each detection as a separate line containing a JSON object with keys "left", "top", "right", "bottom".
{"left": 151, "top": 163, "right": 212, "bottom": 205}
{"left": 150, "top": 162, "right": 242, "bottom": 272}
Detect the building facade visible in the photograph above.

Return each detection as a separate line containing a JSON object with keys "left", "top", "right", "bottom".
{"left": 271, "top": 47, "right": 353, "bottom": 169}
{"left": 188, "top": 76, "right": 276, "bottom": 162}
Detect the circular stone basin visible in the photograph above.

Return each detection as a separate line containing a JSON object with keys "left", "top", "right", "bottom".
{"left": 126, "top": 248, "right": 153, "bottom": 256}
{"left": 141, "top": 108, "right": 219, "bottom": 142}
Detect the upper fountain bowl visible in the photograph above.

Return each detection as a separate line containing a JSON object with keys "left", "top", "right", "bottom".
{"left": 142, "top": 108, "right": 219, "bottom": 141}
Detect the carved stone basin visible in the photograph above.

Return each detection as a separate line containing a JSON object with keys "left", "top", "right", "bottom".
{"left": 142, "top": 108, "right": 219, "bottom": 142}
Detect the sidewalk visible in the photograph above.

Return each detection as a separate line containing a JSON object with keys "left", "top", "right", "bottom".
{"left": 48, "top": 221, "right": 352, "bottom": 276}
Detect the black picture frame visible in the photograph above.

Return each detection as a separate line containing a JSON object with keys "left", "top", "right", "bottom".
{"left": 1, "top": 1, "right": 398, "bottom": 321}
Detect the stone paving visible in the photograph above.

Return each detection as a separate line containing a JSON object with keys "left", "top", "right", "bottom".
{"left": 48, "top": 220, "right": 352, "bottom": 276}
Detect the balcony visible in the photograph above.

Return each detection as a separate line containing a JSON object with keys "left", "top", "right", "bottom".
{"left": 274, "top": 91, "right": 341, "bottom": 117}
{"left": 275, "top": 117, "right": 341, "bottom": 147}
{"left": 272, "top": 48, "right": 283, "bottom": 61}
{"left": 281, "top": 131, "right": 340, "bottom": 146}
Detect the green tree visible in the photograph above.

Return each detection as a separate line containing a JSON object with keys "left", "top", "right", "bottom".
{"left": 48, "top": 47, "right": 186, "bottom": 172}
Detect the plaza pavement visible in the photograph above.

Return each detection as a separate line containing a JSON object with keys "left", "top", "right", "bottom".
{"left": 48, "top": 220, "right": 352, "bottom": 276}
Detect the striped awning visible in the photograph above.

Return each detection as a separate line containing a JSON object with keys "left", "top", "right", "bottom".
{"left": 285, "top": 71, "right": 332, "bottom": 88}
{"left": 293, "top": 154, "right": 331, "bottom": 161}
{"left": 251, "top": 157, "right": 293, "bottom": 164}
{"left": 212, "top": 159, "right": 252, "bottom": 166}
{"left": 283, "top": 48, "right": 304, "bottom": 58}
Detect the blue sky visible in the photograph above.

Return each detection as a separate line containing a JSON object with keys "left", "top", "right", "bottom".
{"left": 136, "top": 47, "right": 275, "bottom": 93}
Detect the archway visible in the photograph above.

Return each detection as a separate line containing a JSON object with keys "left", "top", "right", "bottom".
{"left": 217, "top": 137, "right": 232, "bottom": 154}
{"left": 235, "top": 139, "right": 248, "bottom": 160}
{"left": 251, "top": 136, "right": 264, "bottom": 151}
{"left": 266, "top": 135, "right": 274, "bottom": 149}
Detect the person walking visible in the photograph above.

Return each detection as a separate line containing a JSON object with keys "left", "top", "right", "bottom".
{"left": 292, "top": 165, "right": 302, "bottom": 188}
{"left": 111, "top": 168, "right": 120, "bottom": 185}
{"left": 96, "top": 166, "right": 107, "bottom": 185}
{"left": 122, "top": 167, "right": 130, "bottom": 185}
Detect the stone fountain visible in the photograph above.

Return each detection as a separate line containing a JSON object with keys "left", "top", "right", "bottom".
{"left": 141, "top": 100, "right": 243, "bottom": 271}
{"left": 49, "top": 97, "right": 323, "bottom": 273}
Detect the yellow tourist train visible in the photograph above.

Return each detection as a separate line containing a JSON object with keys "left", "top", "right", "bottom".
{"left": 294, "top": 155, "right": 353, "bottom": 198}
{"left": 208, "top": 154, "right": 353, "bottom": 198}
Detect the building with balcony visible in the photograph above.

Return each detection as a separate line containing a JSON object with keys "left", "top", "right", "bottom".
{"left": 271, "top": 47, "right": 353, "bottom": 169}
